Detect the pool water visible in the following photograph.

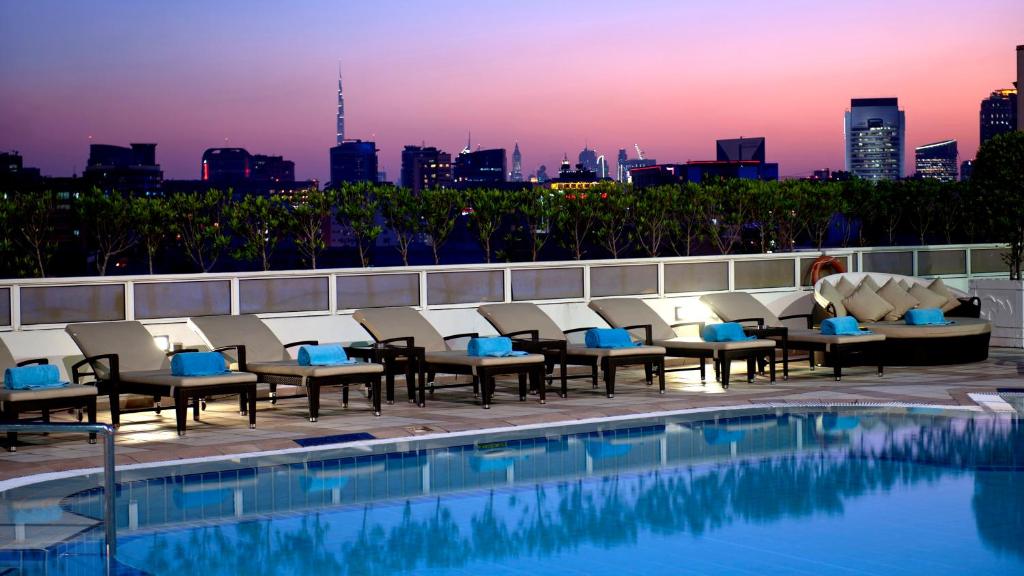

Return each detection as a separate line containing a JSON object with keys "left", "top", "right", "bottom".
{"left": 4, "top": 408, "right": 1024, "bottom": 575}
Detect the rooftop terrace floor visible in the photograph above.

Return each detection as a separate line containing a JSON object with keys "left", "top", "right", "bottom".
{"left": 3, "top": 349, "right": 1023, "bottom": 483}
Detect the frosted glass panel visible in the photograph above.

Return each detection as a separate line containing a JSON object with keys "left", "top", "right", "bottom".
{"left": 664, "top": 262, "right": 728, "bottom": 293}
{"left": 590, "top": 265, "right": 657, "bottom": 297}
{"left": 0, "top": 288, "right": 8, "bottom": 326}
{"left": 338, "top": 273, "right": 419, "bottom": 309}
{"left": 240, "top": 277, "right": 329, "bottom": 314}
{"left": 862, "top": 252, "right": 913, "bottom": 276}
{"left": 22, "top": 284, "right": 125, "bottom": 325}
{"left": 734, "top": 259, "right": 795, "bottom": 289}
{"left": 134, "top": 281, "right": 231, "bottom": 319}
{"left": 512, "top": 268, "right": 583, "bottom": 301}
{"left": 427, "top": 271, "right": 503, "bottom": 305}
{"left": 970, "top": 248, "right": 1009, "bottom": 274}
{"left": 917, "top": 250, "right": 966, "bottom": 276}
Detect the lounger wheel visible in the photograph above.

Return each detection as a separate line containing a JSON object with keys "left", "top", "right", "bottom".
{"left": 201, "top": 398, "right": 207, "bottom": 410}
{"left": 154, "top": 401, "right": 161, "bottom": 414}
{"left": 249, "top": 423, "right": 256, "bottom": 429}
{"left": 76, "top": 409, "right": 84, "bottom": 422}
{"left": 607, "top": 394, "right": 614, "bottom": 399}
{"left": 483, "top": 404, "right": 490, "bottom": 409}
{"left": 88, "top": 437, "right": 96, "bottom": 444}
{"left": 309, "top": 417, "right": 318, "bottom": 423}
{"left": 560, "top": 393, "right": 567, "bottom": 399}
{"left": 374, "top": 410, "right": 381, "bottom": 416}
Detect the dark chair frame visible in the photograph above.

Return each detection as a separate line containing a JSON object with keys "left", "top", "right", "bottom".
{"left": 3, "top": 358, "right": 98, "bottom": 452}
{"left": 71, "top": 347, "right": 256, "bottom": 437}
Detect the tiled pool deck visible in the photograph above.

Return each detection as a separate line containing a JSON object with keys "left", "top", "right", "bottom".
{"left": 2, "top": 349, "right": 1022, "bottom": 483}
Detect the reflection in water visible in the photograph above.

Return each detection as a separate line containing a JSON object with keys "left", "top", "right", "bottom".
{"left": 105, "top": 412, "right": 1024, "bottom": 575}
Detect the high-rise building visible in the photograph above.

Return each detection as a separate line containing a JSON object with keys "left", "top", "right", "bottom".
{"left": 980, "top": 89, "right": 1018, "bottom": 144}
{"left": 716, "top": 137, "right": 766, "bottom": 162}
{"left": 845, "top": 98, "right": 905, "bottom": 181}
{"left": 202, "top": 148, "right": 251, "bottom": 182}
{"left": 616, "top": 147, "right": 655, "bottom": 183}
{"left": 1018, "top": 45, "right": 1024, "bottom": 132}
{"left": 401, "top": 145, "right": 452, "bottom": 194}
{"left": 915, "top": 140, "right": 958, "bottom": 182}
{"left": 578, "top": 147, "right": 598, "bottom": 173}
{"left": 536, "top": 165, "right": 549, "bottom": 183}
{"left": 251, "top": 155, "right": 295, "bottom": 182}
{"left": 329, "top": 140, "right": 378, "bottom": 186}
{"left": 596, "top": 155, "right": 609, "bottom": 179}
{"left": 453, "top": 148, "right": 506, "bottom": 188}
{"left": 616, "top": 149, "right": 629, "bottom": 182}
{"left": 84, "top": 143, "right": 163, "bottom": 195}
{"left": 960, "top": 160, "right": 974, "bottom": 182}
{"left": 510, "top": 142, "right": 523, "bottom": 182}
{"left": 336, "top": 69, "right": 345, "bottom": 145}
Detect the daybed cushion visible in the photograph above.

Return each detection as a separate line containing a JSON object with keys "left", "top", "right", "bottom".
{"left": 0, "top": 384, "right": 98, "bottom": 404}
{"left": 860, "top": 275, "right": 881, "bottom": 293}
{"left": 927, "top": 278, "right": 961, "bottom": 313}
{"left": 566, "top": 344, "right": 667, "bottom": 358}
{"left": 835, "top": 276, "right": 859, "bottom": 298}
{"left": 424, "top": 350, "right": 545, "bottom": 372}
{"left": 842, "top": 284, "right": 894, "bottom": 323}
{"left": 119, "top": 369, "right": 257, "bottom": 389}
{"left": 246, "top": 360, "right": 383, "bottom": 380}
{"left": 865, "top": 318, "right": 991, "bottom": 339}
{"left": 876, "top": 279, "right": 920, "bottom": 322}
{"left": 818, "top": 281, "right": 848, "bottom": 317}
{"left": 655, "top": 338, "right": 776, "bottom": 356}
{"left": 908, "top": 284, "right": 948, "bottom": 310}
{"left": 778, "top": 332, "right": 885, "bottom": 352}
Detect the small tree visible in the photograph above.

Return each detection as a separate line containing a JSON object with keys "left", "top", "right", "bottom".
{"left": 291, "top": 188, "right": 334, "bottom": 269}
{"left": 700, "top": 179, "right": 754, "bottom": 255}
{"left": 672, "top": 183, "right": 706, "bottom": 256}
{"left": 592, "top": 182, "right": 633, "bottom": 258}
{"left": 552, "top": 188, "right": 599, "bottom": 260}
{"left": 420, "top": 187, "right": 462, "bottom": 265}
{"left": 379, "top": 187, "right": 421, "bottom": 265}
{"left": 335, "top": 182, "right": 382, "bottom": 267}
{"left": 973, "top": 131, "right": 1024, "bottom": 279}
{"left": 76, "top": 188, "right": 138, "bottom": 275}
{"left": 466, "top": 187, "right": 513, "bottom": 263}
{"left": 229, "top": 194, "right": 290, "bottom": 271}
{"left": 170, "top": 188, "right": 232, "bottom": 273}
{"left": 512, "top": 188, "right": 555, "bottom": 262}
{"left": 13, "top": 191, "right": 57, "bottom": 277}
{"left": 632, "top": 184, "right": 678, "bottom": 257}
{"left": 133, "top": 196, "right": 175, "bottom": 274}
{"left": 875, "top": 180, "right": 906, "bottom": 246}
{"left": 800, "top": 181, "right": 842, "bottom": 250}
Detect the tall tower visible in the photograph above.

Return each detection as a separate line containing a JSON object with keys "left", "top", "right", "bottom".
{"left": 511, "top": 142, "right": 523, "bottom": 181}
{"left": 336, "top": 67, "right": 345, "bottom": 145}
{"left": 1017, "top": 45, "right": 1024, "bottom": 132}
{"left": 844, "top": 98, "right": 905, "bottom": 181}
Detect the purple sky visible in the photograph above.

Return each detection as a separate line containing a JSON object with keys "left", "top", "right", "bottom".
{"left": 1, "top": 0, "right": 1021, "bottom": 183}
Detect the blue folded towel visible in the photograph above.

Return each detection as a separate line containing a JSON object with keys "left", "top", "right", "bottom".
{"left": 170, "top": 352, "right": 228, "bottom": 377}
{"left": 4, "top": 364, "right": 67, "bottom": 390}
{"left": 905, "top": 308, "right": 954, "bottom": 326}
{"left": 298, "top": 344, "right": 356, "bottom": 366}
{"left": 584, "top": 328, "right": 639, "bottom": 348}
{"left": 820, "top": 316, "right": 874, "bottom": 336}
{"left": 467, "top": 337, "right": 528, "bottom": 357}
{"left": 701, "top": 323, "right": 756, "bottom": 342}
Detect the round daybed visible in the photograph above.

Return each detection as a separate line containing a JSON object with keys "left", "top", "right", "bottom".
{"left": 813, "top": 272, "right": 991, "bottom": 366}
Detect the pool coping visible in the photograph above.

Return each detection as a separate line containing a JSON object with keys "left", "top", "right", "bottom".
{"left": 2, "top": 399, "right": 1004, "bottom": 495}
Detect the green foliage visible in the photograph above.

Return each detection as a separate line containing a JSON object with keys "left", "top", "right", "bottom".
{"left": 800, "top": 181, "right": 842, "bottom": 250}
{"left": 335, "top": 182, "right": 383, "bottom": 267}
{"left": 420, "top": 187, "right": 463, "bottom": 265}
{"left": 511, "top": 187, "right": 556, "bottom": 261}
{"left": 290, "top": 188, "right": 334, "bottom": 269}
{"left": 132, "top": 196, "right": 175, "bottom": 274}
{"left": 466, "top": 187, "right": 513, "bottom": 263}
{"left": 972, "top": 131, "right": 1024, "bottom": 279}
{"left": 551, "top": 188, "right": 600, "bottom": 260}
{"left": 632, "top": 184, "right": 678, "bottom": 257}
{"left": 671, "top": 183, "right": 705, "bottom": 256}
{"left": 699, "top": 179, "right": 755, "bottom": 255}
{"left": 229, "top": 194, "right": 291, "bottom": 271}
{"left": 77, "top": 188, "right": 138, "bottom": 275}
{"left": 379, "top": 187, "right": 421, "bottom": 265}
{"left": 0, "top": 191, "right": 55, "bottom": 277}
{"left": 170, "top": 189, "right": 232, "bottom": 273}
{"left": 592, "top": 182, "right": 633, "bottom": 258}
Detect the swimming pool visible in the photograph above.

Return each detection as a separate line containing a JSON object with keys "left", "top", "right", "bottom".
{"left": 3, "top": 406, "right": 1023, "bottom": 575}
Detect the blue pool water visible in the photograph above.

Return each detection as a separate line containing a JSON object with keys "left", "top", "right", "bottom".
{"left": 3, "top": 408, "right": 1023, "bottom": 575}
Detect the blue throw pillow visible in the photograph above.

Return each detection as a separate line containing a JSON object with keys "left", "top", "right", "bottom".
{"left": 905, "top": 308, "right": 953, "bottom": 326}
{"left": 820, "top": 316, "right": 873, "bottom": 336}
{"left": 170, "top": 352, "right": 228, "bottom": 377}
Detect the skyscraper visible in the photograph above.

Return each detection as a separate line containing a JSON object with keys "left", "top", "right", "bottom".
{"left": 596, "top": 155, "right": 609, "bottom": 179}
{"left": 401, "top": 145, "right": 452, "bottom": 194}
{"left": 1018, "top": 45, "right": 1024, "bottom": 132}
{"left": 716, "top": 137, "right": 766, "bottom": 162}
{"left": 914, "top": 140, "right": 958, "bottom": 182}
{"left": 980, "top": 89, "right": 1017, "bottom": 144}
{"left": 336, "top": 68, "right": 345, "bottom": 145}
{"left": 453, "top": 148, "right": 506, "bottom": 189}
{"left": 510, "top": 142, "right": 523, "bottom": 182}
{"left": 85, "top": 143, "right": 162, "bottom": 195}
{"left": 329, "top": 140, "right": 378, "bottom": 186}
{"left": 844, "top": 98, "right": 905, "bottom": 181}
{"left": 616, "top": 149, "right": 629, "bottom": 182}
{"left": 578, "top": 147, "right": 598, "bottom": 173}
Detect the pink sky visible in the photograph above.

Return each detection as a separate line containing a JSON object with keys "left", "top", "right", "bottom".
{"left": 1, "top": 0, "right": 1021, "bottom": 182}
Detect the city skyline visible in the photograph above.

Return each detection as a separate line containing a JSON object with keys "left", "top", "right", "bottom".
{"left": 1, "top": 1, "right": 1022, "bottom": 183}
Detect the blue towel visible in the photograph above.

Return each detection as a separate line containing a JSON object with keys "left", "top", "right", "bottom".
{"left": 820, "top": 316, "right": 874, "bottom": 336}
{"left": 4, "top": 365, "right": 67, "bottom": 390}
{"left": 467, "top": 337, "right": 528, "bottom": 357}
{"left": 170, "top": 352, "right": 228, "bottom": 377}
{"left": 584, "top": 328, "right": 639, "bottom": 348}
{"left": 905, "top": 308, "right": 954, "bottom": 326}
{"left": 701, "top": 323, "right": 756, "bottom": 342}
{"left": 298, "top": 344, "right": 356, "bottom": 366}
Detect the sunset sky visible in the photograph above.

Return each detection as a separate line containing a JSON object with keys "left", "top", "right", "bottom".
{"left": 1, "top": 0, "right": 1021, "bottom": 183}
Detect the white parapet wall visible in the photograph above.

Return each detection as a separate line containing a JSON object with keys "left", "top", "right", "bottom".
{"left": 971, "top": 278, "right": 1024, "bottom": 348}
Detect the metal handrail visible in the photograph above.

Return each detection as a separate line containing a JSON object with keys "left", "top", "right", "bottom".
{"left": 0, "top": 422, "right": 117, "bottom": 565}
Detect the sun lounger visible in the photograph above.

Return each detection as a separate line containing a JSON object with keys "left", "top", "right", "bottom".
{"left": 587, "top": 298, "right": 776, "bottom": 389}
{"left": 187, "top": 314, "right": 384, "bottom": 422}
{"left": 352, "top": 307, "right": 546, "bottom": 408}
{"left": 65, "top": 321, "right": 257, "bottom": 436}
{"left": 477, "top": 302, "right": 667, "bottom": 397}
